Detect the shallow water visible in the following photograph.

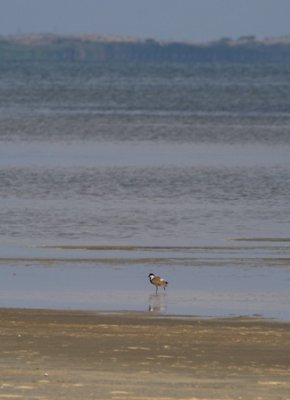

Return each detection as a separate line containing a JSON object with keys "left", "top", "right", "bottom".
{"left": 0, "top": 61, "right": 290, "bottom": 318}
{"left": 0, "top": 243, "right": 290, "bottom": 319}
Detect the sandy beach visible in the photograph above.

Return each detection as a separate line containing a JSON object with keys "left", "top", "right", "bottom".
{"left": 0, "top": 308, "right": 290, "bottom": 399}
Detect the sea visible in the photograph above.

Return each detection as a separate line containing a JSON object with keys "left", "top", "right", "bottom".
{"left": 0, "top": 61, "right": 290, "bottom": 319}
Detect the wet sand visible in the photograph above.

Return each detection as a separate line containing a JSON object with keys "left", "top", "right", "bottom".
{"left": 1, "top": 308, "right": 290, "bottom": 399}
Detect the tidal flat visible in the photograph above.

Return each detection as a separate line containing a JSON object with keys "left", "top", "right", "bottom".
{"left": 1, "top": 308, "right": 290, "bottom": 399}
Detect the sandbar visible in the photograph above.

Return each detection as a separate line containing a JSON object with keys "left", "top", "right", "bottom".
{"left": 0, "top": 308, "right": 290, "bottom": 399}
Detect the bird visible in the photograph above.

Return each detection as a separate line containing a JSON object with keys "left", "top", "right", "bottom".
{"left": 148, "top": 273, "right": 168, "bottom": 294}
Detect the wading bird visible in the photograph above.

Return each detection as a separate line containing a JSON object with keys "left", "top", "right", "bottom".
{"left": 148, "top": 273, "right": 168, "bottom": 294}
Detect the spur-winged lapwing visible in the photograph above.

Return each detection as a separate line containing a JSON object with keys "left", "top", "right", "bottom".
{"left": 148, "top": 273, "right": 168, "bottom": 294}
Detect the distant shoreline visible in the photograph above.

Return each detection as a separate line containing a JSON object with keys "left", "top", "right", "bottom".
{"left": 1, "top": 33, "right": 290, "bottom": 62}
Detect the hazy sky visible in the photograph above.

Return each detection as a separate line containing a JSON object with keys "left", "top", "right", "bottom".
{"left": 0, "top": 0, "right": 289, "bottom": 42}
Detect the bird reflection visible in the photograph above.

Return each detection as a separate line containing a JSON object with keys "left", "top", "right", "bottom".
{"left": 148, "top": 293, "right": 167, "bottom": 313}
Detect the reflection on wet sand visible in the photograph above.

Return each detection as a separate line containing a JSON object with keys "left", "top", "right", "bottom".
{"left": 148, "top": 293, "right": 168, "bottom": 313}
